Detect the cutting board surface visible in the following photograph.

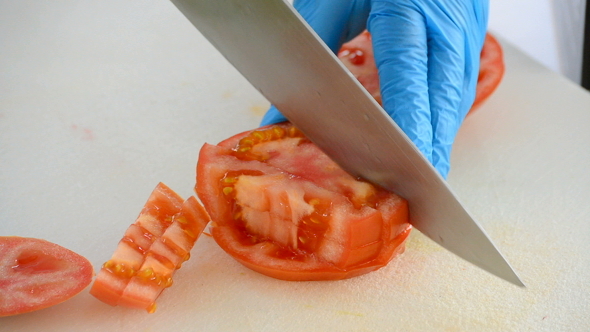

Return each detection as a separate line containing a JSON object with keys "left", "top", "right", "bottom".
{"left": 1, "top": 1, "right": 590, "bottom": 331}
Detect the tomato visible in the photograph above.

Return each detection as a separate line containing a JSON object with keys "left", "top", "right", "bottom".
{"left": 196, "top": 122, "right": 411, "bottom": 281}
{"left": 90, "top": 183, "right": 209, "bottom": 313}
{"left": 337, "top": 30, "right": 382, "bottom": 105}
{"left": 470, "top": 33, "right": 505, "bottom": 112}
{"left": 0, "top": 236, "right": 93, "bottom": 317}
{"left": 338, "top": 31, "right": 505, "bottom": 114}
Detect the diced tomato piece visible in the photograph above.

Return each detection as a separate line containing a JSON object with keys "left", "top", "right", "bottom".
{"left": 90, "top": 182, "right": 183, "bottom": 306}
{"left": 118, "top": 196, "right": 209, "bottom": 313}
{"left": 196, "top": 123, "right": 412, "bottom": 281}
{"left": 90, "top": 183, "right": 209, "bottom": 313}
{"left": 337, "top": 31, "right": 505, "bottom": 114}
{"left": 0, "top": 236, "right": 93, "bottom": 317}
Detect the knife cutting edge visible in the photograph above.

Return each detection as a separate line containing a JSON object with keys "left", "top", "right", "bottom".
{"left": 170, "top": 0, "right": 524, "bottom": 287}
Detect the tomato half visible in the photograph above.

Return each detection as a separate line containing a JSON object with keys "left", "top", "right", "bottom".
{"left": 196, "top": 123, "right": 411, "bottom": 281}
{"left": 90, "top": 183, "right": 209, "bottom": 313}
{"left": 338, "top": 31, "right": 505, "bottom": 114}
{"left": 470, "top": 33, "right": 505, "bottom": 112}
{"left": 0, "top": 236, "right": 93, "bottom": 317}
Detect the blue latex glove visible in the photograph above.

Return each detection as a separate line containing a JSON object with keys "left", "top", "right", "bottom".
{"left": 260, "top": 0, "right": 489, "bottom": 178}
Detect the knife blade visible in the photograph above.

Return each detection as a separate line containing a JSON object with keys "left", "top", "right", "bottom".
{"left": 170, "top": 0, "right": 524, "bottom": 287}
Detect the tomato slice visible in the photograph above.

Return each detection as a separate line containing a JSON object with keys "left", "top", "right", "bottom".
{"left": 0, "top": 236, "right": 93, "bottom": 317}
{"left": 338, "top": 31, "right": 505, "bottom": 114}
{"left": 196, "top": 123, "right": 411, "bottom": 281}
{"left": 90, "top": 183, "right": 209, "bottom": 313}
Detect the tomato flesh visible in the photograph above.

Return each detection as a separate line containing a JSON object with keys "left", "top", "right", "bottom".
{"left": 0, "top": 236, "right": 93, "bottom": 317}
{"left": 90, "top": 183, "right": 209, "bottom": 313}
{"left": 196, "top": 123, "right": 411, "bottom": 281}
{"left": 338, "top": 31, "right": 504, "bottom": 114}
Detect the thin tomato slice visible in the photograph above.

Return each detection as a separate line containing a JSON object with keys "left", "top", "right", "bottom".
{"left": 196, "top": 123, "right": 411, "bottom": 281}
{"left": 0, "top": 236, "right": 93, "bottom": 317}
{"left": 338, "top": 31, "right": 504, "bottom": 114}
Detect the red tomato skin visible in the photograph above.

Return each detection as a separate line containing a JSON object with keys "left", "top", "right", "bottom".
{"left": 469, "top": 33, "right": 505, "bottom": 113}
{"left": 210, "top": 202, "right": 410, "bottom": 281}
{"left": 196, "top": 123, "right": 412, "bottom": 281}
{"left": 0, "top": 236, "right": 93, "bottom": 317}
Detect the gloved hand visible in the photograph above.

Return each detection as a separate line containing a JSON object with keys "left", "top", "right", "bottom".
{"left": 260, "top": 0, "right": 489, "bottom": 178}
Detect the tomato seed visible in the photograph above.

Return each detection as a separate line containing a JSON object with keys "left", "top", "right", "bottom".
{"left": 223, "top": 177, "right": 237, "bottom": 184}
{"left": 147, "top": 303, "right": 157, "bottom": 314}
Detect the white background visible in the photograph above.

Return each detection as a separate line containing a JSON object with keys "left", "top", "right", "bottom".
{"left": 489, "top": 0, "right": 587, "bottom": 84}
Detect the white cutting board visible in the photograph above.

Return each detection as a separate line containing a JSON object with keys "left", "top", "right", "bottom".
{"left": 1, "top": 1, "right": 589, "bottom": 331}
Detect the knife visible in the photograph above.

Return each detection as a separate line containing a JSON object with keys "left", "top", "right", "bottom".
{"left": 170, "top": 0, "right": 524, "bottom": 287}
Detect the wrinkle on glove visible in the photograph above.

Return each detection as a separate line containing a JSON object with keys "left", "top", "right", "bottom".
{"left": 261, "top": 0, "right": 489, "bottom": 178}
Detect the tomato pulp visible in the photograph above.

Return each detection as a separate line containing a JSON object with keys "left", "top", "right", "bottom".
{"left": 338, "top": 31, "right": 505, "bottom": 114}
{"left": 196, "top": 123, "right": 411, "bottom": 281}
{"left": 0, "top": 236, "right": 94, "bottom": 317}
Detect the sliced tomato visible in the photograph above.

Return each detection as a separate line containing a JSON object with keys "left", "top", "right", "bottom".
{"left": 90, "top": 183, "right": 209, "bottom": 313}
{"left": 338, "top": 31, "right": 505, "bottom": 114}
{"left": 470, "top": 33, "right": 505, "bottom": 112}
{"left": 337, "top": 30, "right": 382, "bottom": 105}
{"left": 196, "top": 122, "right": 411, "bottom": 281}
{"left": 0, "top": 236, "right": 93, "bottom": 317}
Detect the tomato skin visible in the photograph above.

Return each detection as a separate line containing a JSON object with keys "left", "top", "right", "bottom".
{"left": 469, "top": 33, "right": 505, "bottom": 113}
{"left": 210, "top": 202, "right": 410, "bottom": 281}
{"left": 338, "top": 31, "right": 504, "bottom": 114}
{"left": 0, "top": 236, "right": 93, "bottom": 317}
{"left": 196, "top": 123, "right": 412, "bottom": 281}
